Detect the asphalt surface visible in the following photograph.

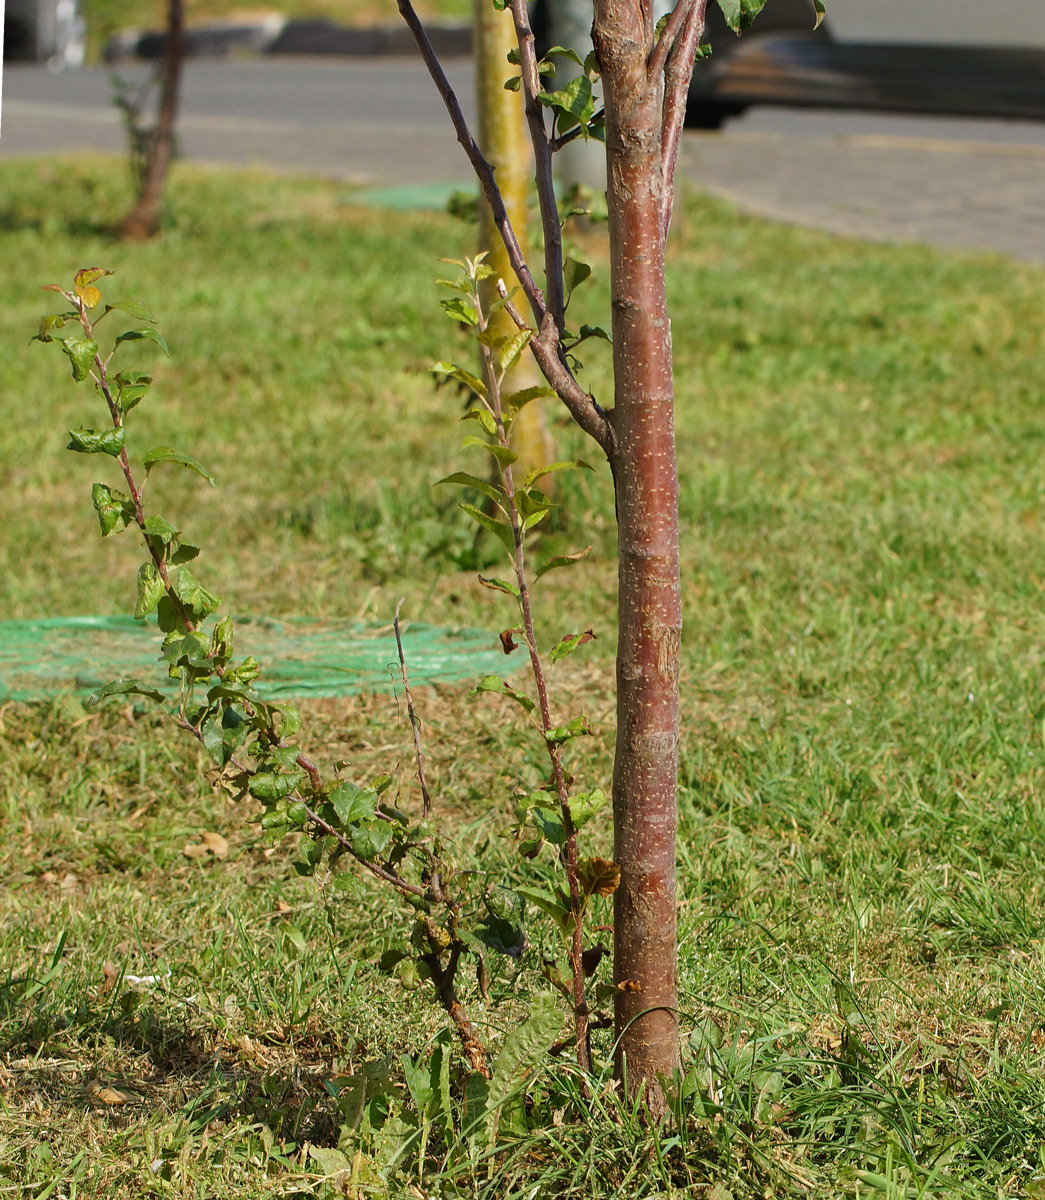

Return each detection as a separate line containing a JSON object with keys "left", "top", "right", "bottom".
{"left": 2, "top": 58, "right": 1043, "bottom": 261}
{"left": 0, "top": 58, "right": 478, "bottom": 185}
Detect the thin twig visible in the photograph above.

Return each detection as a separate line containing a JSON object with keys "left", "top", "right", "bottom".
{"left": 396, "top": 0, "right": 546, "bottom": 328}
{"left": 550, "top": 113, "right": 605, "bottom": 153}
{"left": 71, "top": 292, "right": 196, "bottom": 633}
{"left": 507, "top": 0, "right": 566, "bottom": 332}
{"left": 393, "top": 599, "right": 433, "bottom": 820}
{"left": 474, "top": 288, "right": 592, "bottom": 1075}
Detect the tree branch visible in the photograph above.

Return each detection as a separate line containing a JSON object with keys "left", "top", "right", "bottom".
{"left": 507, "top": 0, "right": 566, "bottom": 332}
{"left": 498, "top": 284, "right": 615, "bottom": 455}
{"left": 550, "top": 113, "right": 605, "bottom": 154}
{"left": 396, "top": 0, "right": 547, "bottom": 327}
{"left": 660, "top": 0, "right": 707, "bottom": 241}
{"left": 646, "top": 0, "right": 696, "bottom": 83}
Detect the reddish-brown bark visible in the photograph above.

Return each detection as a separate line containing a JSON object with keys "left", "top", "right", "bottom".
{"left": 595, "top": 1, "right": 683, "bottom": 1106}
{"left": 400, "top": 0, "right": 712, "bottom": 1111}
{"left": 121, "top": 0, "right": 184, "bottom": 240}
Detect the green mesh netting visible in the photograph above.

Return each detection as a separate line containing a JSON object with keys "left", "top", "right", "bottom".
{"left": 0, "top": 616, "right": 506, "bottom": 703}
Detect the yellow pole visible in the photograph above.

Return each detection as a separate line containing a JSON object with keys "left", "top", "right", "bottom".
{"left": 474, "top": 0, "right": 555, "bottom": 480}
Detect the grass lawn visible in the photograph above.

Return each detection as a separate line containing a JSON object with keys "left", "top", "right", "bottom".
{"left": 3, "top": 156, "right": 1045, "bottom": 1197}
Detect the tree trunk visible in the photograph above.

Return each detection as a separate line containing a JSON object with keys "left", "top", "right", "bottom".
{"left": 474, "top": 0, "right": 555, "bottom": 478}
{"left": 121, "top": 0, "right": 184, "bottom": 241}
{"left": 596, "top": 4, "right": 681, "bottom": 1110}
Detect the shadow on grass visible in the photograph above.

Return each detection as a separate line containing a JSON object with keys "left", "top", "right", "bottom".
{"left": 0, "top": 999, "right": 347, "bottom": 1146}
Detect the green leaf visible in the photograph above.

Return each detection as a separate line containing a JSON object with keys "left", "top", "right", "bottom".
{"left": 545, "top": 715, "right": 593, "bottom": 746}
{"left": 401, "top": 1051, "right": 434, "bottom": 1116}
{"left": 103, "top": 299, "right": 156, "bottom": 322}
{"left": 439, "top": 296, "right": 478, "bottom": 326}
{"left": 113, "top": 370, "right": 152, "bottom": 413}
{"left": 522, "top": 507, "right": 550, "bottom": 532}
{"left": 550, "top": 629, "right": 595, "bottom": 663}
{"left": 477, "top": 574, "right": 520, "bottom": 599}
{"left": 169, "top": 542, "right": 200, "bottom": 564}
{"left": 461, "top": 435, "right": 517, "bottom": 468}
{"left": 544, "top": 44, "right": 585, "bottom": 68}
{"left": 535, "top": 545, "right": 591, "bottom": 580}
{"left": 812, "top": 0, "right": 825, "bottom": 27}
{"left": 68, "top": 427, "right": 125, "bottom": 457}
{"left": 476, "top": 913, "right": 527, "bottom": 958}
{"left": 434, "top": 471, "right": 506, "bottom": 509}
{"left": 350, "top": 820, "right": 393, "bottom": 860}
{"left": 133, "top": 562, "right": 165, "bottom": 619}
{"left": 172, "top": 568, "right": 222, "bottom": 620}
{"left": 715, "top": 0, "right": 768, "bottom": 32}
{"left": 332, "top": 872, "right": 365, "bottom": 899}
{"left": 524, "top": 460, "right": 592, "bottom": 489}
{"left": 114, "top": 328, "right": 170, "bottom": 357}
{"left": 577, "top": 323, "right": 611, "bottom": 344}
{"left": 499, "top": 329, "right": 533, "bottom": 375}
{"left": 155, "top": 595, "right": 183, "bottom": 634}
{"left": 485, "top": 993, "right": 563, "bottom": 1126}
{"left": 504, "top": 385, "right": 555, "bottom": 415}
{"left": 432, "top": 361, "right": 487, "bottom": 398}
{"left": 503, "top": 74, "right": 522, "bottom": 92}
{"left": 527, "top": 804, "right": 567, "bottom": 845}
{"left": 161, "top": 629, "right": 211, "bottom": 670}
{"left": 143, "top": 515, "right": 178, "bottom": 545}
{"left": 569, "top": 786, "right": 607, "bottom": 830}
{"left": 515, "top": 887, "right": 574, "bottom": 934}
{"left": 563, "top": 257, "right": 592, "bottom": 305}
{"left": 91, "top": 483, "right": 135, "bottom": 537}
{"left": 538, "top": 75, "right": 595, "bottom": 133}
{"left": 143, "top": 446, "right": 216, "bottom": 487}
{"left": 459, "top": 503, "right": 515, "bottom": 552}
{"left": 60, "top": 337, "right": 97, "bottom": 382}
{"left": 470, "top": 675, "right": 535, "bottom": 714}
{"left": 86, "top": 677, "right": 166, "bottom": 708}
{"left": 211, "top": 614, "right": 234, "bottom": 662}
{"left": 329, "top": 781, "right": 376, "bottom": 827}
{"left": 435, "top": 274, "right": 473, "bottom": 294}
{"left": 32, "top": 312, "right": 76, "bottom": 343}
{"left": 202, "top": 705, "right": 248, "bottom": 766}
{"left": 249, "top": 772, "right": 304, "bottom": 802}
{"left": 461, "top": 407, "right": 499, "bottom": 436}
{"left": 229, "top": 656, "right": 261, "bottom": 683}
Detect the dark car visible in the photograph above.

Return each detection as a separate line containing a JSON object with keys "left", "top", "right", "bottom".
{"left": 689, "top": 0, "right": 1045, "bottom": 126}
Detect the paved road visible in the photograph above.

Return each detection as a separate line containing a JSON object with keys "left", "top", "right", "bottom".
{"left": 0, "top": 58, "right": 477, "bottom": 185}
{"left": 684, "top": 107, "right": 1045, "bottom": 263}
{"left": 2, "top": 58, "right": 1043, "bottom": 260}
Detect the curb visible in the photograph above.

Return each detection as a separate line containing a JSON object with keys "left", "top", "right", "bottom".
{"left": 104, "top": 18, "right": 472, "bottom": 62}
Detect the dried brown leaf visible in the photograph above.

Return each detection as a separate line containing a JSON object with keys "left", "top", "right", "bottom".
{"left": 202, "top": 831, "right": 229, "bottom": 859}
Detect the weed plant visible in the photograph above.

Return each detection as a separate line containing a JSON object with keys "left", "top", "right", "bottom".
{"left": 3, "top": 158, "right": 1045, "bottom": 1195}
